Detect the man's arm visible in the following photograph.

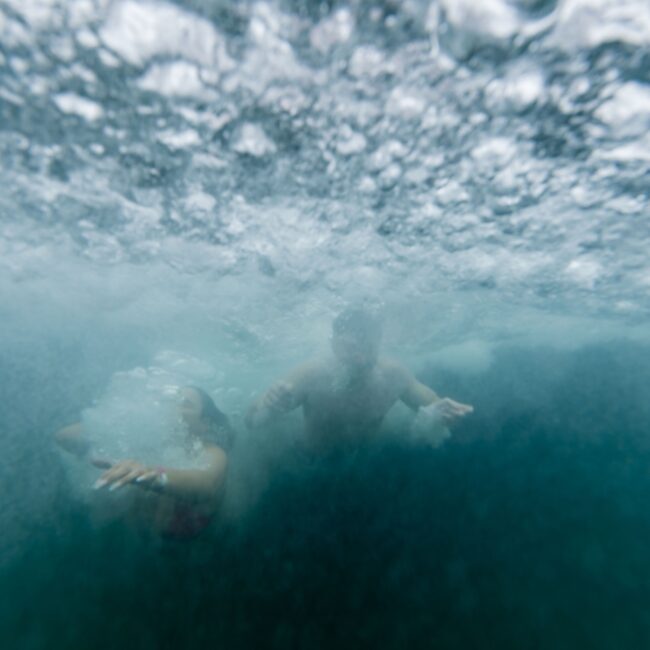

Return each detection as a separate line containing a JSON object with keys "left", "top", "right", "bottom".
{"left": 245, "top": 363, "right": 314, "bottom": 430}
{"left": 400, "top": 376, "right": 440, "bottom": 410}
{"left": 398, "top": 367, "right": 473, "bottom": 423}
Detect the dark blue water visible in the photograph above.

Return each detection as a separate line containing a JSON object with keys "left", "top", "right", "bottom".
{"left": 3, "top": 340, "right": 650, "bottom": 648}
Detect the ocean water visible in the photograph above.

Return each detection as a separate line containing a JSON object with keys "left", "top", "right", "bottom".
{"left": 1, "top": 0, "right": 650, "bottom": 648}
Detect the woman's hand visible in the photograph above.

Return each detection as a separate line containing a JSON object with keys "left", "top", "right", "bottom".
{"left": 93, "top": 459, "right": 163, "bottom": 491}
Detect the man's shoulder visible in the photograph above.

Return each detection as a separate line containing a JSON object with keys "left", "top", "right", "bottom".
{"left": 289, "top": 359, "right": 332, "bottom": 383}
{"left": 377, "top": 358, "right": 413, "bottom": 383}
{"left": 378, "top": 357, "right": 409, "bottom": 373}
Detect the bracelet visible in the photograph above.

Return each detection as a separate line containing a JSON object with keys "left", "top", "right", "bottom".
{"left": 155, "top": 467, "right": 169, "bottom": 489}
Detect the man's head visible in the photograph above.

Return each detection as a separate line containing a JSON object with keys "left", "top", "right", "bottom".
{"left": 331, "top": 307, "right": 382, "bottom": 374}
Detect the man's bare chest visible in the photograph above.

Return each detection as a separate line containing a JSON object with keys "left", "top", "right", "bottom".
{"left": 305, "top": 372, "right": 400, "bottom": 423}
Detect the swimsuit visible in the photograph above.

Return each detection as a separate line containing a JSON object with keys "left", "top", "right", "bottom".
{"left": 161, "top": 501, "right": 213, "bottom": 540}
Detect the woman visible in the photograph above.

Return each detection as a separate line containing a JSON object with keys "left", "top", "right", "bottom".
{"left": 54, "top": 386, "right": 234, "bottom": 540}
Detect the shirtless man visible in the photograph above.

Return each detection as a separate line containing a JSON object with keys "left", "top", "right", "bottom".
{"left": 246, "top": 307, "right": 473, "bottom": 449}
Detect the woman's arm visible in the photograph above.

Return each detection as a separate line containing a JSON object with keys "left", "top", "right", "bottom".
{"left": 159, "top": 446, "right": 228, "bottom": 501}
{"left": 53, "top": 422, "right": 92, "bottom": 459}
{"left": 94, "top": 445, "right": 228, "bottom": 502}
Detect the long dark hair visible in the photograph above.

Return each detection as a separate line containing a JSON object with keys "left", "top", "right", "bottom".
{"left": 187, "top": 385, "right": 235, "bottom": 452}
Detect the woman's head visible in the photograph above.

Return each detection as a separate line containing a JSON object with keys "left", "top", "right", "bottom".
{"left": 179, "top": 386, "right": 234, "bottom": 451}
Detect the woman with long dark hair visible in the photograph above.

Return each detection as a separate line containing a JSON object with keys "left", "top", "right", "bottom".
{"left": 55, "top": 386, "right": 235, "bottom": 540}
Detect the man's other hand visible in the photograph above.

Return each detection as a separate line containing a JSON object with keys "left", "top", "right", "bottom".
{"left": 262, "top": 381, "right": 295, "bottom": 412}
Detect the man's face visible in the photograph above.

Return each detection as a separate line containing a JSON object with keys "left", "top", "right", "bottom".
{"left": 332, "top": 331, "right": 380, "bottom": 374}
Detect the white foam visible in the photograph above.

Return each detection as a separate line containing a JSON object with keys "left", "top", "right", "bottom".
{"left": 232, "top": 123, "right": 277, "bottom": 157}
{"left": 137, "top": 61, "right": 209, "bottom": 97}
{"left": 53, "top": 93, "right": 103, "bottom": 121}
{"left": 310, "top": 8, "right": 355, "bottom": 53}
{"left": 100, "top": 0, "right": 232, "bottom": 68}
{"left": 553, "top": 0, "right": 650, "bottom": 50}
{"left": 81, "top": 354, "right": 217, "bottom": 469}
{"left": 596, "top": 82, "right": 650, "bottom": 138}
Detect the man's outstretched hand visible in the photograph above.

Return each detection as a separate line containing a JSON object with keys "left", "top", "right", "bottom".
{"left": 411, "top": 398, "right": 473, "bottom": 448}
{"left": 435, "top": 398, "right": 474, "bottom": 423}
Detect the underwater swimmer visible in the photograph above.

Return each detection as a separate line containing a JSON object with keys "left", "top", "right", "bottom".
{"left": 246, "top": 307, "right": 473, "bottom": 449}
{"left": 54, "top": 386, "right": 234, "bottom": 539}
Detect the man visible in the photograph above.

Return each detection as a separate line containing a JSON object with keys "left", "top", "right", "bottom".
{"left": 246, "top": 307, "right": 473, "bottom": 449}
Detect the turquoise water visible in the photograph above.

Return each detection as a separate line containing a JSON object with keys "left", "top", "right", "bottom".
{"left": 1, "top": 1, "right": 650, "bottom": 648}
